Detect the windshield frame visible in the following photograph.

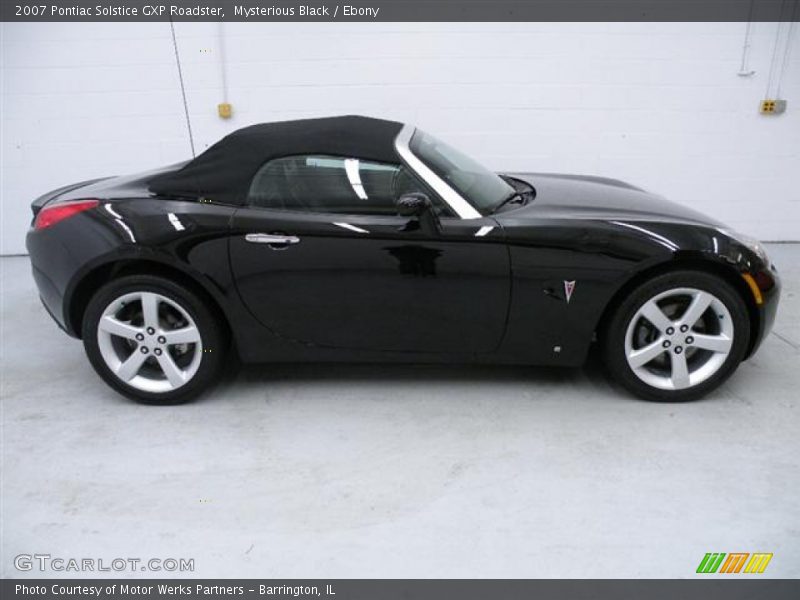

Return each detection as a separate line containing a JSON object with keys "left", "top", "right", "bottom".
{"left": 394, "top": 125, "right": 482, "bottom": 219}
{"left": 397, "top": 126, "right": 514, "bottom": 218}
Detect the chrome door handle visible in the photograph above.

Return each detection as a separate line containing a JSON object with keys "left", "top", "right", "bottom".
{"left": 245, "top": 233, "right": 300, "bottom": 245}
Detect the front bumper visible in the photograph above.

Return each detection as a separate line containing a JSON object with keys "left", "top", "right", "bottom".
{"left": 746, "top": 262, "right": 781, "bottom": 358}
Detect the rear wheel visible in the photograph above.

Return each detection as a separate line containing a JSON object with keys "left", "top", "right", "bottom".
{"left": 602, "top": 270, "right": 750, "bottom": 401}
{"left": 82, "top": 275, "right": 226, "bottom": 404}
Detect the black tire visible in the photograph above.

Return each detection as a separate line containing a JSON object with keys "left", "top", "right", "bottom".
{"left": 601, "top": 270, "right": 750, "bottom": 402}
{"left": 82, "top": 274, "right": 227, "bottom": 404}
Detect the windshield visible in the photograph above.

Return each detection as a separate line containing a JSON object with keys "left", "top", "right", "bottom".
{"left": 410, "top": 129, "right": 514, "bottom": 214}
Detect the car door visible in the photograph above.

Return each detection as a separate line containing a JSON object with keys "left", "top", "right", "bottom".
{"left": 229, "top": 154, "right": 510, "bottom": 354}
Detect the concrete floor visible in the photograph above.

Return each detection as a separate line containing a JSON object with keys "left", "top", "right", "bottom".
{"left": 1, "top": 245, "right": 799, "bottom": 579}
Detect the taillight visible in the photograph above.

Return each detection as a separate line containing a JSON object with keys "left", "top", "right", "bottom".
{"left": 34, "top": 199, "right": 99, "bottom": 230}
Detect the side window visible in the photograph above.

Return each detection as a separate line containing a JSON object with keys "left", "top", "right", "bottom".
{"left": 247, "top": 155, "right": 453, "bottom": 217}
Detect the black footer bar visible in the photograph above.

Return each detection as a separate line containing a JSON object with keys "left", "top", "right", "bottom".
{"left": 3, "top": 579, "right": 800, "bottom": 600}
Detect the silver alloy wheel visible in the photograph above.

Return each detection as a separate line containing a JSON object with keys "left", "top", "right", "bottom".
{"left": 624, "top": 287, "right": 734, "bottom": 391}
{"left": 96, "top": 291, "right": 203, "bottom": 393}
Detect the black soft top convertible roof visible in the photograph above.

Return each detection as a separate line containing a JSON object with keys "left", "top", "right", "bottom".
{"left": 149, "top": 115, "right": 404, "bottom": 205}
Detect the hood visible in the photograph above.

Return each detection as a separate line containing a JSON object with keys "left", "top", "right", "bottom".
{"left": 503, "top": 172, "right": 723, "bottom": 227}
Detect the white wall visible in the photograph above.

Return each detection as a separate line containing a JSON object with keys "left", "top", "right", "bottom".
{"left": 2, "top": 22, "right": 799, "bottom": 254}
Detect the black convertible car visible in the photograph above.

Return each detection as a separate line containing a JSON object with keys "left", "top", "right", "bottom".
{"left": 27, "top": 116, "right": 780, "bottom": 404}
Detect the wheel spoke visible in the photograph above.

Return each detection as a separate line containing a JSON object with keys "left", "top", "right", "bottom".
{"left": 628, "top": 339, "right": 667, "bottom": 368}
{"left": 157, "top": 352, "right": 185, "bottom": 388}
{"left": 116, "top": 351, "right": 148, "bottom": 381}
{"left": 99, "top": 316, "right": 142, "bottom": 341}
{"left": 140, "top": 292, "right": 160, "bottom": 329}
{"left": 162, "top": 325, "right": 201, "bottom": 345}
{"left": 692, "top": 333, "right": 732, "bottom": 354}
{"left": 681, "top": 291, "right": 713, "bottom": 328}
{"left": 670, "top": 352, "right": 691, "bottom": 389}
{"left": 640, "top": 300, "right": 672, "bottom": 332}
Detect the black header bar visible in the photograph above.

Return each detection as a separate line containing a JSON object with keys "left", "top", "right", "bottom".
{"left": 2, "top": 0, "right": 800, "bottom": 22}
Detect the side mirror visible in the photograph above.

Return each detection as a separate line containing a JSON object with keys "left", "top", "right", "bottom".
{"left": 396, "top": 192, "right": 432, "bottom": 217}
{"left": 396, "top": 193, "right": 440, "bottom": 234}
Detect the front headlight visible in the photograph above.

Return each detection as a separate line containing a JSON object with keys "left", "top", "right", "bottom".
{"left": 718, "top": 228, "right": 770, "bottom": 264}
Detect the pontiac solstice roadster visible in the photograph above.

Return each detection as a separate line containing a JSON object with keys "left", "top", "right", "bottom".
{"left": 26, "top": 116, "right": 780, "bottom": 403}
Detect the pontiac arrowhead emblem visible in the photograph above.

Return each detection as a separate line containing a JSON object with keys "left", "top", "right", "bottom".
{"left": 564, "top": 280, "right": 576, "bottom": 304}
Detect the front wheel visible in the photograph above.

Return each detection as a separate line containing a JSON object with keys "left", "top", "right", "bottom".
{"left": 82, "top": 275, "right": 226, "bottom": 404}
{"left": 602, "top": 270, "right": 750, "bottom": 402}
